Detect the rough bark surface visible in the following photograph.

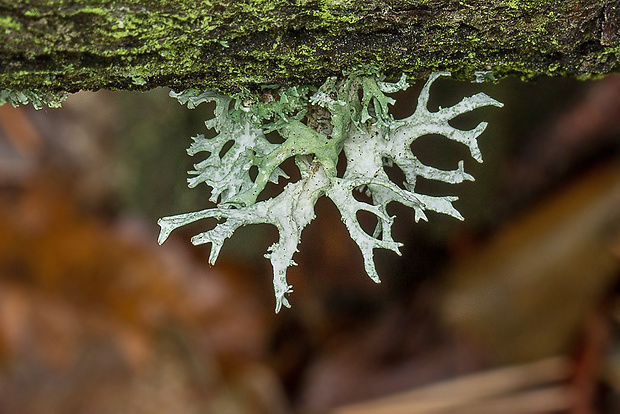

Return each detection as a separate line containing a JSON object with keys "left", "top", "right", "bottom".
{"left": 1, "top": 0, "right": 619, "bottom": 94}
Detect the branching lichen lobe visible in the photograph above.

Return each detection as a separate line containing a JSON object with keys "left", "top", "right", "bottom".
{"left": 158, "top": 72, "right": 503, "bottom": 311}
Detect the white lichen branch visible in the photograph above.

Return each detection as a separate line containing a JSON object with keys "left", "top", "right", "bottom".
{"left": 158, "top": 72, "right": 503, "bottom": 311}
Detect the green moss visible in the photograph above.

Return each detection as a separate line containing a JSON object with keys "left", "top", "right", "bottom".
{"left": 0, "top": 16, "right": 21, "bottom": 33}
{"left": 0, "top": 0, "right": 617, "bottom": 96}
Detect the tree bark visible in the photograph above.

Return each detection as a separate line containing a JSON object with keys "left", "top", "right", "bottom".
{"left": 1, "top": 0, "right": 619, "bottom": 94}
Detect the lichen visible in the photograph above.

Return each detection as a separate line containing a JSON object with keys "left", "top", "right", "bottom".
{"left": 0, "top": 89, "right": 67, "bottom": 109}
{"left": 157, "top": 72, "right": 503, "bottom": 312}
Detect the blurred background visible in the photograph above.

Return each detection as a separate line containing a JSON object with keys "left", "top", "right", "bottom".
{"left": 0, "top": 74, "right": 619, "bottom": 413}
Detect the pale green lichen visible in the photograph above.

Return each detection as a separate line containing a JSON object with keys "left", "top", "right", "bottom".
{"left": 158, "top": 72, "right": 503, "bottom": 312}
{"left": 0, "top": 89, "right": 67, "bottom": 110}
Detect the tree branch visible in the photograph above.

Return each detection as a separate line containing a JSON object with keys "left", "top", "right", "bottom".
{"left": 1, "top": 0, "right": 619, "bottom": 94}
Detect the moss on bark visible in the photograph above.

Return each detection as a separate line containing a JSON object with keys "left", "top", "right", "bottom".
{"left": 0, "top": 0, "right": 619, "bottom": 95}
